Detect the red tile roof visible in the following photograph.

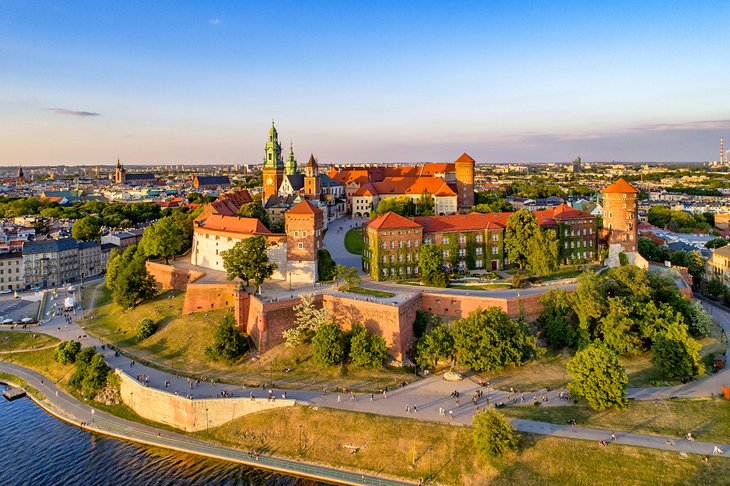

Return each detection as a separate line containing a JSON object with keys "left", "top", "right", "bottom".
{"left": 196, "top": 214, "right": 271, "bottom": 235}
{"left": 534, "top": 204, "right": 593, "bottom": 225}
{"left": 454, "top": 153, "right": 475, "bottom": 164}
{"left": 287, "top": 200, "right": 322, "bottom": 215}
{"left": 209, "top": 189, "right": 253, "bottom": 216}
{"left": 367, "top": 212, "right": 422, "bottom": 230}
{"left": 372, "top": 177, "right": 456, "bottom": 197}
{"left": 413, "top": 212, "right": 510, "bottom": 233}
{"left": 602, "top": 178, "right": 639, "bottom": 194}
{"left": 353, "top": 184, "right": 376, "bottom": 196}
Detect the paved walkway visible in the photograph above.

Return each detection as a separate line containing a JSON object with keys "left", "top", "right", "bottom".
{"left": 323, "top": 217, "right": 367, "bottom": 272}
{"left": 0, "top": 361, "right": 411, "bottom": 486}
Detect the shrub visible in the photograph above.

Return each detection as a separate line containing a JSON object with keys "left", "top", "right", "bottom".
{"left": 68, "top": 348, "right": 109, "bottom": 400}
{"left": 204, "top": 315, "right": 249, "bottom": 364}
{"left": 135, "top": 318, "right": 157, "bottom": 340}
{"left": 311, "top": 322, "right": 346, "bottom": 366}
{"left": 317, "top": 249, "right": 336, "bottom": 282}
{"left": 348, "top": 323, "right": 389, "bottom": 368}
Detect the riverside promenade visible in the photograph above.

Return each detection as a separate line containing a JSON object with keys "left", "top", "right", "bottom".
{"left": 0, "top": 362, "right": 412, "bottom": 486}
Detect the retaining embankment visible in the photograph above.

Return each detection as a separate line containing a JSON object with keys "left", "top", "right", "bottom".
{"left": 116, "top": 369, "right": 295, "bottom": 432}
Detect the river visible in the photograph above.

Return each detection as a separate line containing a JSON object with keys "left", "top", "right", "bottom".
{"left": 0, "top": 394, "right": 328, "bottom": 485}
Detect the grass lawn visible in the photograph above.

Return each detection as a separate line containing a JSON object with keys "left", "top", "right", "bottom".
{"left": 344, "top": 228, "right": 364, "bottom": 255}
{"left": 0, "top": 330, "right": 59, "bottom": 353}
{"left": 472, "top": 350, "right": 573, "bottom": 391}
{"left": 501, "top": 397, "right": 730, "bottom": 443}
{"left": 341, "top": 286, "right": 396, "bottom": 298}
{"left": 200, "top": 404, "right": 730, "bottom": 485}
{"left": 0, "top": 346, "right": 75, "bottom": 384}
{"left": 82, "top": 285, "right": 415, "bottom": 391}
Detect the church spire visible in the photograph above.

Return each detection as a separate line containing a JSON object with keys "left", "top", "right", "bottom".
{"left": 264, "top": 120, "right": 283, "bottom": 169}
{"left": 284, "top": 139, "right": 298, "bottom": 175}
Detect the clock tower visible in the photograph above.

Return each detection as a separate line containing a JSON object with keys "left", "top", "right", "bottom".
{"left": 262, "top": 120, "right": 284, "bottom": 201}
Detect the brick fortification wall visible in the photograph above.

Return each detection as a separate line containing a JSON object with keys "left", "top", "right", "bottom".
{"left": 146, "top": 261, "right": 205, "bottom": 290}
{"left": 116, "top": 369, "right": 294, "bottom": 432}
{"left": 420, "top": 291, "right": 543, "bottom": 322}
{"left": 181, "top": 283, "right": 238, "bottom": 315}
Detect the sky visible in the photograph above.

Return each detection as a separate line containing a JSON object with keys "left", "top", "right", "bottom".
{"left": 1, "top": 1, "right": 730, "bottom": 166}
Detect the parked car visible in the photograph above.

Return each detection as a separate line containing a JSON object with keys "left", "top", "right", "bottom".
{"left": 0, "top": 289, "right": 12, "bottom": 295}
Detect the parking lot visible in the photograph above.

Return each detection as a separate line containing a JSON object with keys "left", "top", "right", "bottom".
{"left": 0, "top": 293, "right": 41, "bottom": 325}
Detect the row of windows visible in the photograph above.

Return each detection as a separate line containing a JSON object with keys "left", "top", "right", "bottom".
{"left": 565, "top": 227, "right": 593, "bottom": 236}
{"left": 380, "top": 230, "right": 419, "bottom": 236}
{"left": 382, "top": 253, "right": 419, "bottom": 264}
{"left": 381, "top": 266, "right": 419, "bottom": 277}
{"left": 381, "top": 239, "right": 420, "bottom": 249}
{"left": 443, "top": 247, "right": 499, "bottom": 258}
{"left": 565, "top": 240, "right": 593, "bottom": 249}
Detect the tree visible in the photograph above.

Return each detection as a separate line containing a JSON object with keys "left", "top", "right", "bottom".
{"left": 106, "top": 245, "right": 157, "bottom": 310}
{"left": 669, "top": 250, "right": 687, "bottom": 267}
{"left": 685, "top": 251, "right": 705, "bottom": 285}
{"left": 452, "top": 307, "right": 538, "bottom": 372}
{"left": 472, "top": 198, "right": 513, "bottom": 214}
{"left": 685, "top": 300, "right": 713, "bottom": 337}
{"left": 416, "top": 191, "right": 435, "bottom": 216}
{"left": 505, "top": 209, "right": 540, "bottom": 270}
{"left": 418, "top": 244, "right": 448, "bottom": 287}
{"left": 204, "top": 315, "right": 249, "bottom": 364}
{"left": 311, "top": 322, "right": 346, "bottom": 366}
{"left": 54, "top": 340, "right": 81, "bottom": 365}
{"left": 237, "top": 202, "right": 271, "bottom": 229}
{"left": 567, "top": 343, "right": 628, "bottom": 411}
{"left": 69, "top": 349, "right": 110, "bottom": 400}
{"left": 335, "top": 264, "right": 361, "bottom": 290}
{"left": 526, "top": 228, "right": 559, "bottom": 276}
{"left": 135, "top": 318, "right": 157, "bottom": 340}
{"left": 598, "top": 298, "right": 643, "bottom": 355}
{"left": 472, "top": 408, "right": 518, "bottom": 458}
{"left": 221, "top": 235, "right": 275, "bottom": 290}
{"left": 348, "top": 323, "right": 389, "bottom": 368}
{"left": 651, "top": 324, "right": 705, "bottom": 379}
{"left": 416, "top": 325, "right": 454, "bottom": 368}
{"left": 538, "top": 290, "right": 579, "bottom": 349}
{"left": 648, "top": 205, "right": 672, "bottom": 228}
{"left": 282, "top": 293, "right": 330, "bottom": 347}
{"left": 71, "top": 216, "right": 101, "bottom": 241}
{"left": 317, "top": 249, "right": 336, "bottom": 281}
{"left": 138, "top": 216, "right": 186, "bottom": 264}
{"left": 706, "top": 238, "right": 728, "bottom": 249}
{"left": 706, "top": 277, "right": 725, "bottom": 298}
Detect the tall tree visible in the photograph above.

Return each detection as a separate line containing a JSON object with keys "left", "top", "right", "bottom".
{"left": 71, "top": 216, "right": 101, "bottom": 241}
{"left": 685, "top": 251, "right": 705, "bottom": 286}
{"left": 335, "top": 264, "right": 361, "bottom": 290}
{"left": 221, "top": 235, "right": 276, "bottom": 290}
{"left": 348, "top": 323, "right": 389, "bottom": 368}
{"left": 651, "top": 324, "right": 705, "bottom": 380}
{"left": 416, "top": 325, "right": 454, "bottom": 368}
{"left": 282, "top": 293, "right": 330, "bottom": 347}
{"left": 105, "top": 245, "right": 157, "bottom": 309}
{"left": 526, "top": 228, "right": 559, "bottom": 276}
{"left": 311, "top": 322, "right": 346, "bottom": 366}
{"left": 452, "top": 307, "right": 538, "bottom": 372}
{"left": 416, "top": 191, "right": 435, "bottom": 216}
{"left": 139, "top": 216, "right": 186, "bottom": 264}
{"left": 505, "top": 209, "right": 540, "bottom": 270}
{"left": 472, "top": 408, "right": 519, "bottom": 458}
{"left": 418, "top": 243, "right": 448, "bottom": 287}
{"left": 567, "top": 343, "right": 628, "bottom": 411}
{"left": 538, "top": 290, "right": 579, "bottom": 349}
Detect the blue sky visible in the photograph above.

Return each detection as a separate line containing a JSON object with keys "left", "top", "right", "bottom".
{"left": 1, "top": 1, "right": 729, "bottom": 165}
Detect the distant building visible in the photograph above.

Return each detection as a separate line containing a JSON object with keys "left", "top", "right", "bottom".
{"left": 0, "top": 252, "right": 24, "bottom": 291}
{"left": 193, "top": 175, "right": 231, "bottom": 190}
{"left": 706, "top": 245, "right": 730, "bottom": 285}
{"left": 22, "top": 238, "right": 79, "bottom": 288}
{"left": 78, "top": 240, "right": 102, "bottom": 280}
{"left": 101, "top": 231, "right": 141, "bottom": 250}
{"left": 114, "top": 159, "right": 157, "bottom": 185}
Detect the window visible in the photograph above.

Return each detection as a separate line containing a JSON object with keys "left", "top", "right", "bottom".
{"left": 476, "top": 247, "right": 482, "bottom": 255}
{"left": 390, "top": 241, "right": 395, "bottom": 249}
{"left": 398, "top": 254, "right": 403, "bottom": 262}
{"left": 476, "top": 259, "right": 482, "bottom": 268}
{"left": 390, "top": 255, "right": 394, "bottom": 263}
{"left": 442, "top": 237, "right": 448, "bottom": 245}
{"left": 476, "top": 234, "right": 482, "bottom": 243}
{"left": 443, "top": 250, "right": 449, "bottom": 258}
{"left": 492, "top": 247, "right": 498, "bottom": 255}
{"left": 458, "top": 235, "right": 466, "bottom": 244}
{"left": 492, "top": 234, "right": 499, "bottom": 242}
{"left": 382, "top": 256, "right": 387, "bottom": 264}
{"left": 294, "top": 231, "right": 299, "bottom": 237}
{"left": 382, "top": 242, "right": 386, "bottom": 249}
{"left": 398, "top": 241, "right": 403, "bottom": 248}
{"left": 297, "top": 242, "right": 304, "bottom": 249}
{"left": 458, "top": 248, "right": 466, "bottom": 257}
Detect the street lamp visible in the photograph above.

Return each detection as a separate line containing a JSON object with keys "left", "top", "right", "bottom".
{"left": 206, "top": 407, "right": 209, "bottom": 436}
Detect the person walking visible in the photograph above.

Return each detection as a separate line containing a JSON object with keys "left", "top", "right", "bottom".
{"left": 337, "top": 394, "right": 342, "bottom": 403}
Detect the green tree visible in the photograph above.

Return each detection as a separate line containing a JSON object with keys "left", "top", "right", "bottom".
{"left": 526, "top": 228, "right": 559, "bottom": 276}
{"left": 651, "top": 325, "right": 705, "bottom": 379}
{"left": 105, "top": 245, "right": 157, "bottom": 309}
{"left": 452, "top": 307, "right": 538, "bottom": 372}
{"left": 221, "top": 235, "right": 275, "bottom": 290}
{"left": 237, "top": 202, "right": 271, "bottom": 229}
{"left": 572, "top": 271, "right": 607, "bottom": 344}
{"left": 138, "top": 216, "right": 186, "bottom": 264}
{"left": 538, "top": 290, "right": 578, "bottom": 349}
{"left": 669, "top": 250, "right": 687, "bottom": 267}
{"left": 335, "top": 264, "right": 361, "bottom": 290}
{"left": 685, "top": 251, "right": 705, "bottom": 285}
{"left": 135, "top": 318, "right": 157, "bottom": 340}
{"left": 418, "top": 243, "right": 448, "bottom": 287}
{"left": 705, "top": 238, "right": 728, "bottom": 249}
{"left": 567, "top": 343, "right": 628, "bottom": 411}
{"left": 317, "top": 249, "right": 336, "bottom": 281}
{"left": 311, "top": 322, "right": 346, "bottom": 366}
{"left": 416, "top": 325, "right": 454, "bottom": 368}
{"left": 706, "top": 277, "right": 725, "bottom": 298}
{"left": 505, "top": 209, "right": 540, "bottom": 270}
{"left": 71, "top": 216, "right": 101, "bottom": 241}
{"left": 348, "top": 323, "right": 388, "bottom": 368}
{"left": 598, "top": 298, "right": 643, "bottom": 355}
{"left": 282, "top": 293, "right": 330, "bottom": 347}
{"left": 69, "top": 349, "right": 110, "bottom": 400}
{"left": 204, "top": 315, "right": 249, "bottom": 364}
{"left": 648, "top": 206, "right": 672, "bottom": 228}
{"left": 685, "top": 300, "right": 712, "bottom": 337}
{"left": 472, "top": 408, "right": 518, "bottom": 458}
{"left": 416, "top": 191, "right": 435, "bottom": 215}
{"left": 54, "top": 340, "right": 81, "bottom": 365}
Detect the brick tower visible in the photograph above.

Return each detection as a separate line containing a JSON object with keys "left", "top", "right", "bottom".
{"left": 285, "top": 200, "right": 323, "bottom": 284}
{"left": 262, "top": 121, "right": 284, "bottom": 201}
{"left": 454, "top": 153, "right": 475, "bottom": 212}
{"left": 304, "top": 154, "right": 321, "bottom": 198}
{"left": 601, "top": 178, "right": 639, "bottom": 252}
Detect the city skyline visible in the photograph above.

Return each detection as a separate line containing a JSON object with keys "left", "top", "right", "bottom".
{"left": 2, "top": 1, "right": 730, "bottom": 165}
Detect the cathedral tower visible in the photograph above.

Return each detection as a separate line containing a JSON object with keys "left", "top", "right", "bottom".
{"left": 284, "top": 140, "right": 298, "bottom": 176}
{"left": 262, "top": 121, "right": 285, "bottom": 201}
{"left": 304, "top": 154, "right": 321, "bottom": 198}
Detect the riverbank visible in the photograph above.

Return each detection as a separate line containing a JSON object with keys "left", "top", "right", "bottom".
{"left": 3, "top": 361, "right": 730, "bottom": 485}
{"left": 0, "top": 362, "right": 411, "bottom": 486}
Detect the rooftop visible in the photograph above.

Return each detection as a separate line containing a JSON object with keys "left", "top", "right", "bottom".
{"left": 367, "top": 212, "right": 421, "bottom": 230}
